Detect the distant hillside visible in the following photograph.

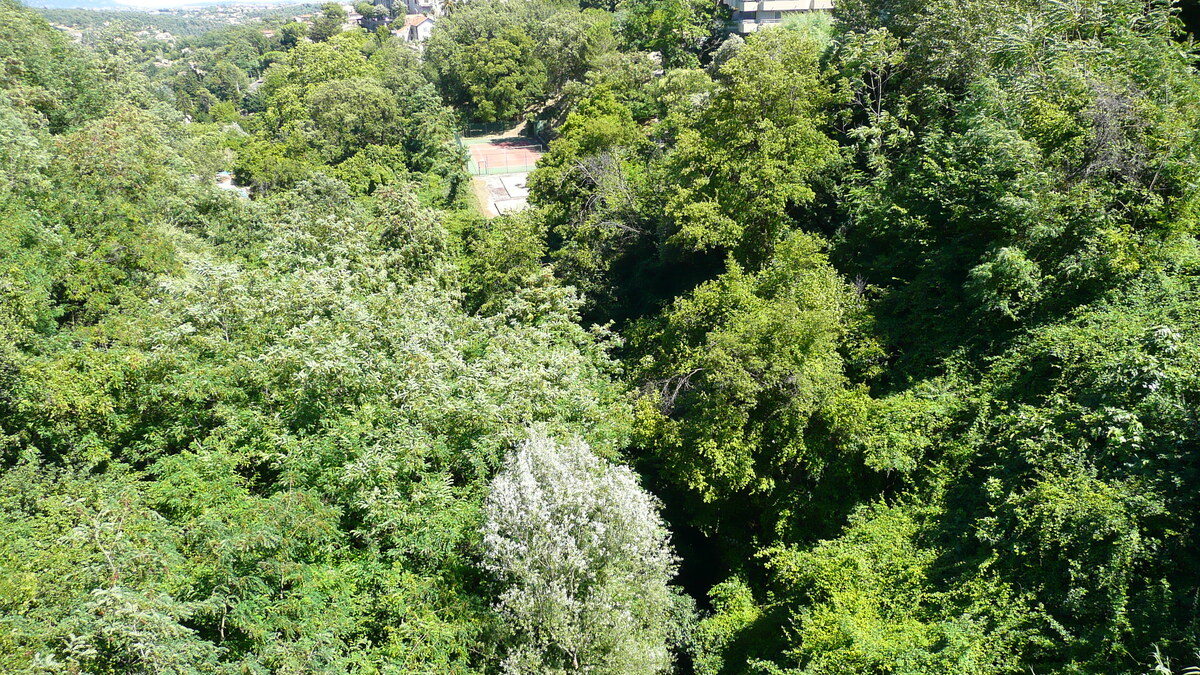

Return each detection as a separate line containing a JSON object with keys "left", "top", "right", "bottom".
{"left": 26, "top": 0, "right": 312, "bottom": 8}
{"left": 26, "top": 0, "right": 121, "bottom": 8}
{"left": 34, "top": 1, "right": 317, "bottom": 35}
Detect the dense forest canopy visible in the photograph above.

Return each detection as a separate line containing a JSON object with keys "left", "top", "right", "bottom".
{"left": 1, "top": 0, "right": 1199, "bottom": 672}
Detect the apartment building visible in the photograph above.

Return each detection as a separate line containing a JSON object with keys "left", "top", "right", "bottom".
{"left": 727, "top": 0, "right": 833, "bottom": 33}
{"left": 406, "top": 0, "right": 444, "bottom": 16}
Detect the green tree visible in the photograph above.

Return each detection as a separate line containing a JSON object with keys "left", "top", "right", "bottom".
{"left": 527, "top": 87, "right": 648, "bottom": 313}
{"left": 455, "top": 29, "right": 547, "bottom": 122}
{"left": 631, "top": 232, "right": 868, "bottom": 529}
{"left": 280, "top": 20, "right": 308, "bottom": 48}
{"left": 0, "top": 0, "right": 112, "bottom": 131}
{"left": 310, "top": 2, "right": 348, "bottom": 42}
{"left": 530, "top": 8, "right": 617, "bottom": 95}
{"left": 306, "top": 77, "right": 399, "bottom": 162}
{"left": 233, "top": 138, "right": 316, "bottom": 193}
{"left": 659, "top": 28, "right": 839, "bottom": 261}
{"left": 424, "top": 0, "right": 558, "bottom": 122}
{"left": 204, "top": 59, "right": 249, "bottom": 101}
{"left": 617, "top": 0, "right": 724, "bottom": 68}
{"left": 760, "top": 504, "right": 1037, "bottom": 675}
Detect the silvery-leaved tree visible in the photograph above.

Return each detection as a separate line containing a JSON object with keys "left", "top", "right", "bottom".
{"left": 481, "top": 434, "right": 682, "bottom": 675}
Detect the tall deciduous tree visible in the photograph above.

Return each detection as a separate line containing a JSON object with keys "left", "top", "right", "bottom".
{"left": 616, "top": 0, "right": 723, "bottom": 68}
{"left": 441, "top": 28, "right": 547, "bottom": 123}
{"left": 660, "top": 28, "right": 839, "bottom": 263}
{"left": 306, "top": 77, "right": 399, "bottom": 162}
{"left": 630, "top": 231, "right": 878, "bottom": 540}
{"left": 310, "top": 2, "right": 347, "bottom": 42}
{"left": 280, "top": 20, "right": 307, "bottom": 48}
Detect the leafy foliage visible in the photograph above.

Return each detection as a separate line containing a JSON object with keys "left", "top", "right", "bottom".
{"left": 482, "top": 434, "right": 683, "bottom": 674}
{"left": 424, "top": 0, "right": 618, "bottom": 122}
{"left": 3, "top": 0, "right": 1200, "bottom": 673}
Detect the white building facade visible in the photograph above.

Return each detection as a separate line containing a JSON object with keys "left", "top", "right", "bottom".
{"left": 406, "top": 0, "right": 444, "bottom": 16}
{"left": 726, "top": 0, "right": 834, "bottom": 33}
{"left": 392, "top": 14, "right": 436, "bottom": 42}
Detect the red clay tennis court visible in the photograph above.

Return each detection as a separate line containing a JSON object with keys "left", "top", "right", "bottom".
{"left": 465, "top": 137, "right": 544, "bottom": 175}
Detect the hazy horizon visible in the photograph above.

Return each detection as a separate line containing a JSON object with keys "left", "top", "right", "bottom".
{"left": 29, "top": 0, "right": 313, "bottom": 10}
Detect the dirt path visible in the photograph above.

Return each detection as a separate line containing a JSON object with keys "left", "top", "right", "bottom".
{"left": 470, "top": 176, "right": 498, "bottom": 217}
{"left": 470, "top": 120, "right": 529, "bottom": 143}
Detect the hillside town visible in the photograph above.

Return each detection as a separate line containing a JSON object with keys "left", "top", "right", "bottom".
{"left": 43, "top": 0, "right": 833, "bottom": 47}
{"left": 44, "top": 0, "right": 444, "bottom": 47}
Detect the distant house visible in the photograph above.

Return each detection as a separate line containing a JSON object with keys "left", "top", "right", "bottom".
{"left": 394, "top": 14, "right": 435, "bottom": 42}
{"left": 341, "top": 3, "right": 363, "bottom": 31}
{"left": 406, "top": 0, "right": 444, "bottom": 17}
{"left": 725, "top": 0, "right": 833, "bottom": 33}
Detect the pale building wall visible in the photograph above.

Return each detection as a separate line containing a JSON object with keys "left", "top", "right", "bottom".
{"left": 727, "top": 0, "right": 833, "bottom": 33}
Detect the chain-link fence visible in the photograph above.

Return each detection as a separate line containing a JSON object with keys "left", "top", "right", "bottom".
{"left": 459, "top": 134, "right": 544, "bottom": 176}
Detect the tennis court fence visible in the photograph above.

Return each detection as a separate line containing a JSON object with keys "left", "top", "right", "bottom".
{"left": 460, "top": 137, "right": 545, "bottom": 176}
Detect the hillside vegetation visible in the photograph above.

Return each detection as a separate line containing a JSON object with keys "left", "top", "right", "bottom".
{"left": 1, "top": 0, "right": 1199, "bottom": 672}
